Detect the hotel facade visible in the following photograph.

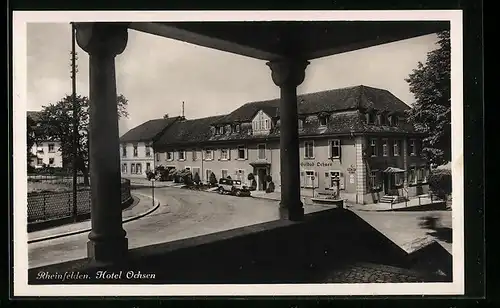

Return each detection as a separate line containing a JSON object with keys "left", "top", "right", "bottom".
{"left": 150, "top": 85, "right": 429, "bottom": 204}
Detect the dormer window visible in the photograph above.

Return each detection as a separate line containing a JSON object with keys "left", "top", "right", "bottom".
{"left": 235, "top": 124, "right": 240, "bottom": 133}
{"left": 218, "top": 126, "right": 224, "bottom": 135}
{"left": 298, "top": 119, "right": 304, "bottom": 130}
{"left": 380, "top": 114, "right": 387, "bottom": 126}
{"left": 319, "top": 115, "right": 329, "bottom": 126}
{"left": 391, "top": 115, "right": 399, "bottom": 127}
{"left": 226, "top": 125, "right": 232, "bottom": 134}
{"left": 366, "top": 112, "right": 376, "bottom": 124}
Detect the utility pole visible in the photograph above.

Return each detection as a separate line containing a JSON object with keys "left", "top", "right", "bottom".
{"left": 182, "top": 101, "right": 185, "bottom": 119}
{"left": 71, "top": 22, "right": 79, "bottom": 222}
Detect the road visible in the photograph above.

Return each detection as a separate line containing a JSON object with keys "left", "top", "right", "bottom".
{"left": 28, "top": 187, "right": 327, "bottom": 268}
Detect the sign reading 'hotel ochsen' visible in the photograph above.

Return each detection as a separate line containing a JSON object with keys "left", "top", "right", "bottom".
{"left": 300, "top": 161, "right": 334, "bottom": 167}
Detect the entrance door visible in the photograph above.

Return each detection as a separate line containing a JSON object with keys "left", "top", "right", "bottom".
{"left": 383, "top": 173, "right": 391, "bottom": 194}
{"left": 257, "top": 168, "right": 267, "bottom": 191}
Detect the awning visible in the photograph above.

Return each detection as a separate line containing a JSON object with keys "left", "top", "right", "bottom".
{"left": 250, "top": 160, "right": 271, "bottom": 167}
{"left": 383, "top": 167, "right": 405, "bottom": 173}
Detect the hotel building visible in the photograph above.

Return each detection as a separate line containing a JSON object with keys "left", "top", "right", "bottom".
{"left": 151, "top": 85, "right": 430, "bottom": 204}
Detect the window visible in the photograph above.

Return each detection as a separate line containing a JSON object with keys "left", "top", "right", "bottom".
{"left": 393, "top": 140, "right": 401, "bottom": 156}
{"left": 48, "top": 143, "right": 55, "bottom": 153}
{"left": 131, "top": 163, "right": 136, "bottom": 174}
{"left": 376, "top": 114, "right": 382, "bottom": 125}
{"left": 37, "top": 147, "right": 44, "bottom": 153}
{"left": 178, "top": 150, "right": 186, "bottom": 161}
{"left": 258, "top": 144, "right": 266, "bottom": 159}
{"left": 205, "top": 169, "right": 213, "bottom": 182}
{"left": 217, "top": 126, "right": 224, "bottom": 135}
{"left": 329, "top": 139, "right": 341, "bottom": 159}
{"left": 417, "top": 167, "right": 424, "bottom": 183}
{"left": 394, "top": 173, "right": 404, "bottom": 186}
{"left": 122, "top": 163, "right": 127, "bottom": 173}
{"left": 422, "top": 167, "right": 430, "bottom": 183}
{"left": 408, "top": 167, "right": 416, "bottom": 184}
{"left": 220, "top": 148, "right": 230, "bottom": 160}
{"left": 146, "top": 163, "right": 151, "bottom": 172}
{"left": 303, "top": 170, "right": 318, "bottom": 188}
{"left": 221, "top": 169, "right": 228, "bottom": 179}
{"left": 304, "top": 141, "right": 314, "bottom": 159}
{"left": 237, "top": 145, "right": 246, "bottom": 160}
{"left": 145, "top": 145, "right": 151, "bottom": 157}
{"left": 382, "top": 139, "right": 389, "bottom": 156}
{"left": 133, "top": 144, "right": 138, "bottom": 157}
{"left": 136, "top": 163, "right": 142, "bottom": 174}
{"left": 298, "top": 119, "right": 304, "bottom": 130}
{"left": 409, "top": 139, "right": 416, "bottom": 156}
{"left": 319, "top": 116, "right": 328, "bottom": 126}
{"left": 380, "top": 114, "right": 387, "bottom": 126}
{"left": 391, "top": 116, "right": 399, "bottom": 127}
{"left": 370, "top": 139, "right": 378, "bottom": 156}
{"left": 236, "top": 169, "right": 245, "bottom": 181}
{"left": 204, "top": 149, "right": 214, "bottom": 160}
{"left": 192, "top": 150, "right": 198, "bottom": 161}
{"left": 122, "top": 145, "right": 127, "bottom": 157}
{"left": 369, "top": 171, "right": 382, "bottom": 190}
{"left": 366, "top": 112, "right": 376, "bottom": 124}
{"left": 155, "top": 153, "right": 160, "bottom": 162}
{"left": 235, "top": 124, "right": 240, "bottom": 133}
{"left": 37, "top": 158, "right": 43, "bottom": 165}
{"left": 192, "top": 167, "right": 201, "bottom": 178}
{"left": 49, "top": 158, "right": 54, "bottom": 165}
{"left": 327, "top": 171, "right": 344, "bottom": 190}
{"left": 166, "top": 151, "right": 173, "bottom": 161}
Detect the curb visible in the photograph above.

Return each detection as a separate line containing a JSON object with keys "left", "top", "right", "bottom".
{"left": 28, "top": 193, "right": 162, "bottom": 244}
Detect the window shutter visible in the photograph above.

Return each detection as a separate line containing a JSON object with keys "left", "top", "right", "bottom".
{"left": 324, "top": 172, "right": 330, "bottom": 189}
{"left": 314, "top": 171, "right": 319, "bottom": 188}
{"left": 218, "top": 149, "right": 221, "bottom": 160}
{"left": 338, "top": 140, "right": 342, "bottom": 160}
{"left": 245, "top": 147, "right": 249, "bottom": 160}
{"left": 328, "top": 140, "right": 332, "bottom": 158}
{"left": 340, "top": 172, "right": 345, "bottom": 190}
{"left": 228, "top": 148, "right": 231, "bottom": 160}
{"left": 300, "top": 171, "right": 305, "bottom": 188}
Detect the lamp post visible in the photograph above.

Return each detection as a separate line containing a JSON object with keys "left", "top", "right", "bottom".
{"left": 151, "top": 178, "right": 155, "bottom": 208}
{"left": 70, "top": 22, "right": 79, "bottom": 222}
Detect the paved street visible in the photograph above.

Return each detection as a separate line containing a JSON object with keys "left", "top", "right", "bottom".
{"left": 28, "top": 187, "right": 328, "bottom": 268}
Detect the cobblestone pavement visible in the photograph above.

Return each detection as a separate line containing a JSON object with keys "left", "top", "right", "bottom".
{"left": 28, "top": 186, "right": 328, "bottom": 268}
{"left": 325, "top": 262, "right": 445, "bottom": 283}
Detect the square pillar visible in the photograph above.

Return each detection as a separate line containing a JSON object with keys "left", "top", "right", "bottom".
{"left": 75, "top": 22, "right": 129, "bottom": 263}
{"left": 266, "top": 59, "right": 309, "bottom": 221}
{"left": 355, "top": 136, "right": 367, "bottom": 204}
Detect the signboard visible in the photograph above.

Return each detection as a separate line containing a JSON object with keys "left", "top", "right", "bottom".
{"left": 347, "top": 164, "right": 357, "bottom": 174}
{"left": 349, "top": 174, "right": 355, "bottom": 184}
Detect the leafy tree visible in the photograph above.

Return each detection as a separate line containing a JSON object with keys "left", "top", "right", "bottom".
{"left": 37, "top": 94, "right": 129, "bottom": 185}
{"left": 428, "top": 169, "right": 452, "bottom": 201}
{"left": 26, "top": 116, "right": 38, "bottom": 166}
{"left": 405, "top": 30, "right": 451, "bottom": 167}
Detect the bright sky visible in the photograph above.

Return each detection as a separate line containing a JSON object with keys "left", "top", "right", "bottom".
{"left": 27, "top": 23, "right": 439, "bottom": 136}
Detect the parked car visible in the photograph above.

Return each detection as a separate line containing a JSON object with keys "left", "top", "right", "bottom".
{"left": 217, "top": 178, "right": 251, "bottom": 197}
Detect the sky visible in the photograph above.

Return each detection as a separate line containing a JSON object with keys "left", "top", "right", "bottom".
{"left": 27, "top": 23, "right": 439, "bottom": 136}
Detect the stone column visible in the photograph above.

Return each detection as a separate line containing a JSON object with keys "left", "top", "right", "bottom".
{"left": 75, "top": 22, "right": 129, "bottom": 262}
{"left": 266, "top": 59, "right": 309, "bottom": 221}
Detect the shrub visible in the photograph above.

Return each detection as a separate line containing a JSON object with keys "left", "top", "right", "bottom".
{"left": 266, "top": 181, "right": 275, "bottom": 193}
{"left": 181, "top": 169, "right": 193, "bottom": 186}
{"left": 250, "top": 179, "right": 257, "bottom": 191}
{"left": 145, "top": 170, "right": 155, "bottom": 181}
{"left": 154, "top": 166, "right": 170, "bottom": 181}
{"left": 209, "top": 172, "right": 218, "bottom": 187}
{"left": 193, "top": 172, "right": 201, "bottom": 185}
{"left": 428, "top": 169, "right": 452, "bottom": 201}
{"left": 247, "top": 173, "right": 255, "bottom": 181}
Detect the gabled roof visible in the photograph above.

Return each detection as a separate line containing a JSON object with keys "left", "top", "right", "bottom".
{"left": 213, "top": 85, "right": 410, "bottom": 124}
{"left": 154, "top": 115, "right": 227, "bottom": 149}
{"left": 119, "top": 117, "right": 180, "bottom": 143}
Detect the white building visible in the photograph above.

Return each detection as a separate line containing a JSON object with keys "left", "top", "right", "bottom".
{"left": 27, "top": 111, "right": 63, "bottom": 169}
{"left": 119, "top": 116, "right": 181, "bottom": 178}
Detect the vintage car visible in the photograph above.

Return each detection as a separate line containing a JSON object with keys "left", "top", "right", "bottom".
{"left": 217, "top": 178, "right": 251, "bottom": 197}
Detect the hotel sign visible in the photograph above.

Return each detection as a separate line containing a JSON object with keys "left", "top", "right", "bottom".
{"left": 300, "top": 161, "right": 333, "bottom": 167}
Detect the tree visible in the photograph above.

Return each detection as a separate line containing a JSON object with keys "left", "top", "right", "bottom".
{"left": 26, "top": 116, "right": 37, "bottom": 167}
{"left": 193, "top": 172, "right": 201, "bottom": 185}
{"left": 405, "top": 30, "right": 451, "bottom": 167}
{"left": 428, "top": 169, "right": 452, "bottom": 201}
{"left": 37, "top": 94, "right": 129, "bottom": 185}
